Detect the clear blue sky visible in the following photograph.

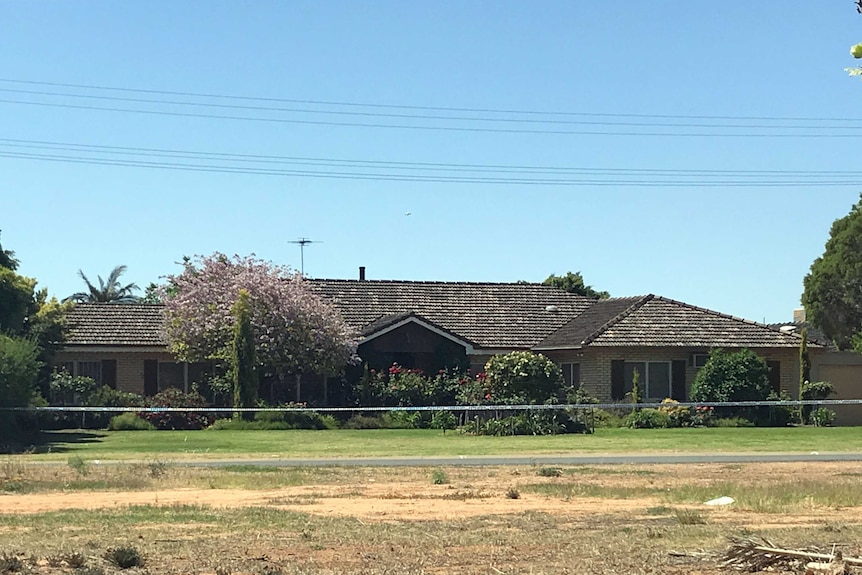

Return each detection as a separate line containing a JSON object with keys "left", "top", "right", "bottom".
{"left": 3, "top": 2, "right": 861, "bottom": 323}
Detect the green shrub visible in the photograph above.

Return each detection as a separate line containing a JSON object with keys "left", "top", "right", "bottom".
{"left": 0, "top": 334, "right": 41, "bottom": 409}
{"left": 801, "top": 380, "right": 835, "bottom": 423}
{"left": 471, "top": 410, "right": 589, "bottom": 436}
{"left": 431, "top": 469, "right": 449, "bottom": 484}
{"left": 380, "top": 410, "right": 421, "bottom": 429}
{"left": 430, "top": 410, "right": 457, "bottom": 431}
{"left": 342, "top": 415, "right": 384, "bottom": 429}
{"left": 590, "top": 408, "right": 627, "bottom": 428}
{"left": 625, "top": 408, "right": 669, "bottom": 429}
{"left": 690, "top": 348, "right": 771, "bottom": 419}
{"left": 142, "top": 387, "right": 213, "bottom": 430}
{"left": 763, "top": 390, "right": 797, "bottom": 427}
{"left": 810, "top": 407, "right": 836, "bottom": 427}
{"left": 658, "top": 399, "right": 691, "bottom": 428}
{"left": 711, "top": 416, "right": 755, "bottom": 427}
{"left": 108, "top": 412, "right": 155, "bottom": 431}
{"left": 484, "top": 351, "right": 564, "bottom": 404}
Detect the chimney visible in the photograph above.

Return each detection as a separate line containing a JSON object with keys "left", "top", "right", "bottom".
{"left": 793, "top": 308, "right": 806, "bottom": 324}
{"left": 359, "top": 266, "right": 366, "bottom": 281}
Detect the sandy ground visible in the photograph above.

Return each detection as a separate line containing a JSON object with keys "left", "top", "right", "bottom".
{"left": 3, "top": 460, "right": 862, "bottom": 524}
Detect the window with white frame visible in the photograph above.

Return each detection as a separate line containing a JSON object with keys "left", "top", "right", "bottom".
{"left": 624, "top": 361, "right": 671, "bottom": 401}
{"left": 560, "top": 363, "right": 580, "bottom": 388}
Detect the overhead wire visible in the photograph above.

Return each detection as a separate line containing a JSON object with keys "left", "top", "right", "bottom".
{"left": 0, "top": 139, "right": 859, "bottom": 186}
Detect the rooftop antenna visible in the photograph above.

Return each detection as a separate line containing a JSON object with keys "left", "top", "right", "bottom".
{"left": 289, "top": 238, "right": 319, "bottom": 275}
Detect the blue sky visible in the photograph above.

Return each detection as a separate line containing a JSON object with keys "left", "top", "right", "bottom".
{"left": 2, "top": 2, "right": 861, "bottom": 323}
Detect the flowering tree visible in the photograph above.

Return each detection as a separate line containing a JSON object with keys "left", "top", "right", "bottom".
{"left": 162, "top": 254, "right": 359, "bottom": 402}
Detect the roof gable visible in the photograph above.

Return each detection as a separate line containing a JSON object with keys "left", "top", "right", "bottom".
{"left": 361, "top": 311, "right": 478, "bottom": 350}
{"left": 534, "top": 296, "right": 648, "bottom": 349}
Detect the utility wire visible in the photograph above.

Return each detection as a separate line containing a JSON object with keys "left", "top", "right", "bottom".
{"left": 0, "top": 87, "right": 856, "bottom": 130}
{"left": 2, "top": 77, "right": 861, "bottom": 122}
{"left": 0, "top": 138, "right": 860, "bottom": 178}
{"left": 1, "top": 149, "right": 859, "bottom": 186}
{"left": 2, "top": 98, "right": 860, "bottom": 138}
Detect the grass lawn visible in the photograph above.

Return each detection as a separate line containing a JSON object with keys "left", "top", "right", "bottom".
{"left": 16, "top": 426, "right": 862, "bottom": 461}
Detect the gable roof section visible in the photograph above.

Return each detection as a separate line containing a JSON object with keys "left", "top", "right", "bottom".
{"left": 585, "top": 295, "right": 813, "bottom": 348}
{"left": 534, "top": 296, "right": 649, "bottom": 349}
{"left": 308, "top": 280, "right": 594, "bottom": 349}
{"left": 361, "top": 311, "right": 479, "bottom": 350}
{"left": 64, "top": 303, "right": 166, "bottom": 346}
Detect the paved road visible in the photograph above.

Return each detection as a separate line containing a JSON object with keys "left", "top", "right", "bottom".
{"left": 181, "top": 452, "right": 862, "bottom": 467}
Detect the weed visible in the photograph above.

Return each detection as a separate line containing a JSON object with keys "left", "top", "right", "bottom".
{"left": 644, "top": 506, "right": 673, "bottom": 516}
{"left": 431, "top": 469, "right": 449, "bottom": 485}
{"left": 506, "top": 487, "right": 521, "bottom": 499}
{"left": 147, "top": 459, "right": 169, "bottom": 479}
{"left": 104, "top": 546, "right": 144, "bottom": 569}
{"left": 67, "top": 455, "right": 90, "bottom": 477}
{"left": 674, "top": 509, "right": 707, "bottom": 525}
{"left": 536, "top": 467, "right": 562, "bottom": 477}
{"left": 0, "top": 553, "right": 23, "bottom": 573}
{"left": 65, "top": 553, "right": 87, "bottom": 568}
{"left": 73, "top": 567, "right": 105, "bottom": 575}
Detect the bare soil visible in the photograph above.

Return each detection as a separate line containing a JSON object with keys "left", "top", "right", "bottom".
{"left": 2, "top": 461, "right": 862, "bottom": 574}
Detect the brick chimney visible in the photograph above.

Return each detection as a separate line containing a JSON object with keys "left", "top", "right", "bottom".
{"left": 359, "top": 266, "right": 366, "bottom": 281}
{"left": 793, "top": 308, "right": 806, "bottom": 323}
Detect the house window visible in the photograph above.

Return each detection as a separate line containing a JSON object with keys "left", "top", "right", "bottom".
{"left": 624, "top": 361, "right": 671, "bottom": 401}
{"left": 76, "top": 361, "right": 102, "bottom": 385}
{"left": 158, "top": 362, "right": 186, "bottom": 392}
{"left": 692, "top": 354, "right": 709, "bottom": 369}
{"left": 561, "top": 363, "right": 580, "bottom": 388}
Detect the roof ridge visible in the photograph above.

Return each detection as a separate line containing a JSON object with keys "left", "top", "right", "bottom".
{"left": 309, "top": 278, "right": 556, "bottom": 287}
{"left": 580, "top": 295, "right": 654, "bottom": 346}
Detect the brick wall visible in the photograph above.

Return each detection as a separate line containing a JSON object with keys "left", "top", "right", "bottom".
{"left": 54, "top": 349, "right": 175, "bottom": 395}
{"left": 543, "top": 346, "right": 799, "bottom": 401}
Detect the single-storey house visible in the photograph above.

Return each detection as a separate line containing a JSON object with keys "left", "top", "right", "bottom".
{"left": 55, "top": 274, "right": 835, "bottom": 411}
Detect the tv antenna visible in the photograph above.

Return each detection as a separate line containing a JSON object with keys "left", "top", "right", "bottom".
{"left": 289, "top": 238, "right": 320, "bottom": 275}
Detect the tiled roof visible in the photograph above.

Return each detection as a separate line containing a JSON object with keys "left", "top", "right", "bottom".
{"left": 64, "top": 303, "right": 167, "bottom": 346}
{"left": 307, "top": 280, "right": 594, "bottom": 348}
{"left": 584, "top": 296, "right": 815, "bottom": 348}
{"left": 534, "top": 296, "right": 648, "bottom": 349}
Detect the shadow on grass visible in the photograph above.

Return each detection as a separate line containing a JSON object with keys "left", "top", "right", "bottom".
{"left": 1, "top": 430, "right": 106, "bottom": 455}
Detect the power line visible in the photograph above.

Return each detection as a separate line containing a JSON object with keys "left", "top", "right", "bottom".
{"left": 3, "top": 137, "right": 861, "bottom": 176}
{"left": 2, "top": 77, "right": 861, "bottom": 123}
{"left": 0, "top": 87, "right": 857, "bottom": 130}
{"left": 2, "top": 98, "right": 861, "bottom": 138}
{"left": 1, "top": 149, "right": 860, "bottom": 186}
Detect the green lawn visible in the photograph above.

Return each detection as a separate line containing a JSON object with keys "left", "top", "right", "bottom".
{"left": 15, "top": 426, "right": 862, "bottom": 461}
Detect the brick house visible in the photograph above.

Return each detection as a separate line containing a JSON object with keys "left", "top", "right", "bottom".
{"left": 55, "top": 278, "right": 817, "bottom": 405}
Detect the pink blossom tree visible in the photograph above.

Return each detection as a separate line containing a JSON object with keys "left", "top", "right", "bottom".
{"left": 162, "top": 254, "right": 358, "bottom": 403}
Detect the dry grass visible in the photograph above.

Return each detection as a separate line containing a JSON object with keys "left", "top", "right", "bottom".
{"left": 2, "top": 460, "right": 862, "bottom": 574}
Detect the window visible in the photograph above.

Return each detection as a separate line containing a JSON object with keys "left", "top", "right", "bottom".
{"left": 158, "top": 362, "right": 186, "bottom": 392}
{"left": 624, "top": 361, "right": 671, "bottom": 401}
{"left": 692, "top": 353, "right": 709, "bottom": 369}
{"left": 560, "top": 363, "right": 580, "bottom": 388}
{"left": 77, "top": 361, "right": 102, "bottom": 385}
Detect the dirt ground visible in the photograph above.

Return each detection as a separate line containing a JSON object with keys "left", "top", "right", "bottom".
{"left": 3, "top": 461, "right": 861, "bottom": 523}
{"left": 3, "top": 461, "right": 862, "bottom": 574}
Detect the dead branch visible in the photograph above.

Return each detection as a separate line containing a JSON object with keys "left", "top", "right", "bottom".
{"left": 723, "top": 537, "right": 862, "bottom": 572}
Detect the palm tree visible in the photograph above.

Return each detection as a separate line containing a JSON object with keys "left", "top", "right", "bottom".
{"left": 64, "top": 265, "right": 141, "bottom": 303}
